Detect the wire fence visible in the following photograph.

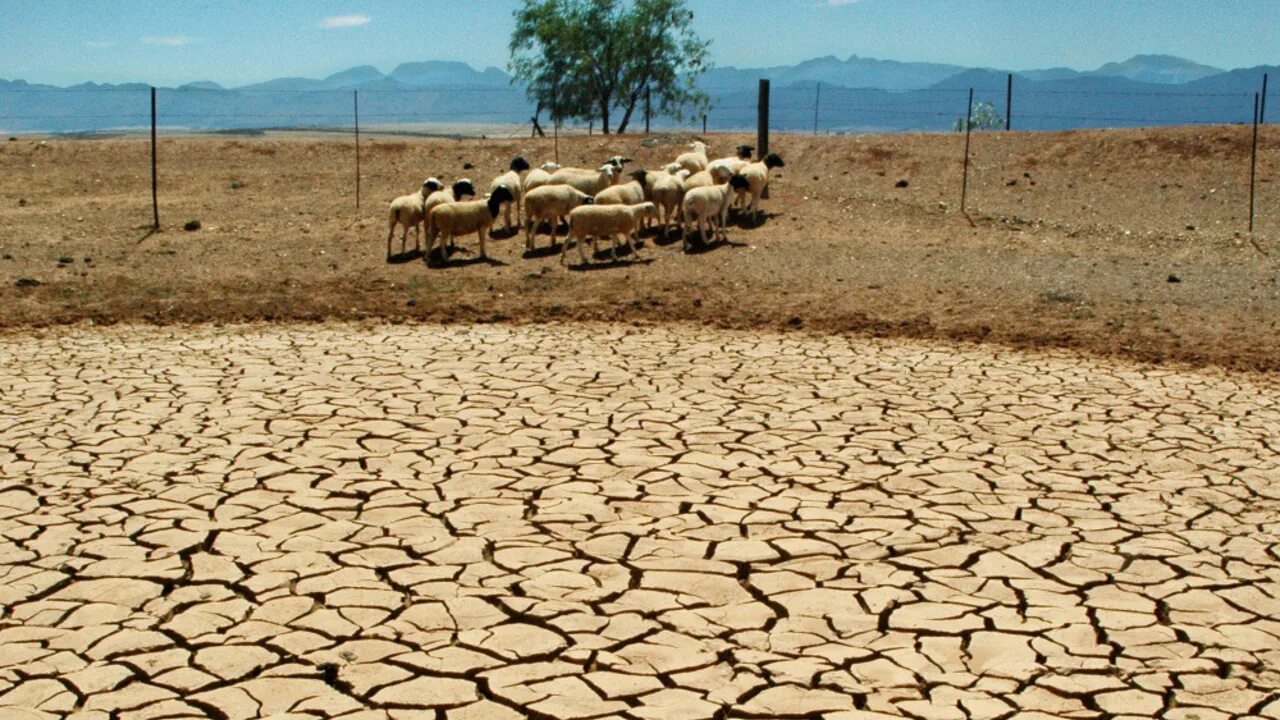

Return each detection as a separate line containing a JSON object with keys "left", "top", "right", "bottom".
{"left": 0, "top": 76, "right": 1273, "bottom": 237}
{"left": 0, "top": 75, "right": 1271, "bottom": 135}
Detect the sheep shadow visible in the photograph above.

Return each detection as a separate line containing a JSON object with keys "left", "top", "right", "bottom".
{"left": 566, "top": 256, "right": 656, "bottom": 272}
{"left": 645, "top": 234, "right": 686, "bottom": 251}
{"left": 683, "top": 237, "right": 749, "bottom": 255}
{"left": 490, "top": 226, "right": 522, "bottom": 240}
{"left": 522, "top": 243, "right": 565, "bottom": 260}
{"left": 728, "top": 210, "right": 783, "bottom": 229}
{"left": 428, "top": 253, "right": 506, "bottom": 269}
{"left": 386, "top": 248, "right": 425, "bottom": 264}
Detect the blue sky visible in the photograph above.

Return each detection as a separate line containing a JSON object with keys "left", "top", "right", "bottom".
{"left": 1, "top": 0, "right": 1276, "bottom": 87}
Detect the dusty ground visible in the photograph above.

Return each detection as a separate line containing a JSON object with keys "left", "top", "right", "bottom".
{"left": 0, "top": 125, "right": 1277, "bottom": 369}
{"left": 2, "top": 322, "right": 1278, "bottom": 718}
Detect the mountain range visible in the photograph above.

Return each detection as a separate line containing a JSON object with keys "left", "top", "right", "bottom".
{"left": 0, "top": 55, "right": 1272, "bottom": 134}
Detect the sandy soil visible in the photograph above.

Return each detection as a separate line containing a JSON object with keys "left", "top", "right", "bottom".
{"left": 0, "top": 125, "right": 1276, "bottom": 369}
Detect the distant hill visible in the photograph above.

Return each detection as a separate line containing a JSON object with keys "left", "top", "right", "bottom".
{"left": 388, "top": 61, "right": 510, "bottom": 87}
{"left": 1090, "top": 54, "right": 1222, "bottom": 84}
{"left": 0, "top": 54, "right": 1272, "bottom": 135}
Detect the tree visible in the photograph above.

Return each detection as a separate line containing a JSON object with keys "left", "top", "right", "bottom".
{"left": 509, "top": 0, "right": 712, "bottom": 135}
{"left": 953, "top": 101, "right": 1004, "bottom": 131}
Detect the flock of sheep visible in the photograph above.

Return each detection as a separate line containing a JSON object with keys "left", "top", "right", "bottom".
{"left": 386, "top": 141, "right": 786, "bottom": 266}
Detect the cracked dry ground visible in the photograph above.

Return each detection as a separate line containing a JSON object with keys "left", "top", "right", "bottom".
{"left": 1, "top": 323, "right": 1279, "bottom": 720}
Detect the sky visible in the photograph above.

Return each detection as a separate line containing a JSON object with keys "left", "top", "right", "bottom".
{"left": 1, "top": 0, "right": 1276, "bottom": 87}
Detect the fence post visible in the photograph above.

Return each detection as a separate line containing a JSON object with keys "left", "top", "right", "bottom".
{"left": 1005, "top": 73, "right": 1013, "bottom": 131}
{"left": 1250, "top": 93, "right": 1259, "bottom": 233}
{"left": 150, "top": 86, "right": 159, "bottom": 229}
{"left": 1262, "top": 73, "right": 1269, "bottom": 124}
{"left": 813, "top": 82, "right": 821, "bottom": 135}
{"left": 702, "top": 113, "right": 707, "bottom": 135}
{"left": 758, "top": 78, "right": 770, "bottom": 198}
{"left": 354, "top": 90, "right": 361, "bottom": 212}
{"left": 644, "top": 86, "right": 651, "bottom": 135}
{"left": 961, "top": 88, "right": 974, "bottom": 214}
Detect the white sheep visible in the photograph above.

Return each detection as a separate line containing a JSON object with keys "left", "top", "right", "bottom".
{"left": 523, "top": 184, "right": 596, "bottom": 252}
{"left": 489, "top": 156, "right": 531, "bottom": 231}
{"left": 707, "top": 144, "right": 754, "bottom": 183}
{"left": 547, "top": 163, "right": 619, "bottom": 195}
{"left": 385, "top": 177, "right": 444, "bottom": 259}
{"left": 424, "top": 179, "right": 477, "bottom": 250}
{"left": 681, "top": 163, "right": 734, "bottom": 191}
{"left": 674, "top": 140, "right": 710, "bottom": 174}
{"left": 681, "top": 174, "right": 750, "bottom": 251}
{"left": 563, "top": 202, "right": 658, "bottom": 265}
{"left": 426, "top": 185, "right": 515, "bottom": 263}
{"left": 737, "top": 152, "right": 786, "bottom": 224}
{"left": 630, "top": 169, "right": 684, "bottom": 237}
{"left": 597, "top": 173, "right": 653, "bottom": 232}
{"left": 522, "top": 161, "right": 560, "bottom": 195}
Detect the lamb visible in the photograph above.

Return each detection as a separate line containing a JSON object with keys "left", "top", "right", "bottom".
{"left": 424, "top": 179, "right": 477, "bottom": 251}
{"left": 674, "top": 140, "right": 711, "bottom": 174}
{"left": 681, "top": 174, "right": 750, "bottom": 251}
{"left": 489, "top": 156, "right": 531, "bottom": 230}
{"left": 522, "top": 161, "right": 559, "bottom": 195}
{"left": 563, "top": 202, "right": 658, "bottom": 265}
{"left": 426, "top": 185, "right": 515, "bottom": 263}
{"left": 631, "top": 168, "right": 685, "bottom": 237}
{"left": 385, "top": 177, "right": 444, "bottom": 259}
{"left": 737, "top": 152, "right": 786, "bottom": 224}
{"left": 522, "top": 184, "right": 596, "bottom": 251}
{"left": 547, "top": 163, "right": 619, "bottom": 195}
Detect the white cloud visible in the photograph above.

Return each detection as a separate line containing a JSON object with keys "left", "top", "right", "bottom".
{"left": 319, "top": 14, "right": 371, "bottom": 29}
{"left": 141, "top": 35, "right": 200, "bottom": 46}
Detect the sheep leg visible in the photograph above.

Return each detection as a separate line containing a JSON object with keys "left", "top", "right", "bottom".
{"left": 626, "top": 229, "right": 639, "bottom": 259}
{"left": 386, "top": 223, "right": 394, "bottom": 260}
{"left": 559, "top": 229, "right": 572, "bottom": 265}
{"left": 479, "top": 228, "right": 488, "bottom": 260}
{"left": 579, "top": 233, "right": 591, "bottom": 265}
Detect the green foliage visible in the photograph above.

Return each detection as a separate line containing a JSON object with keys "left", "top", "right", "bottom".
{"left": 953, "top": 101, "right": 1005, "bottom": 131}
{"left": 509, "top": 0, "right": 712, "bottom": 134}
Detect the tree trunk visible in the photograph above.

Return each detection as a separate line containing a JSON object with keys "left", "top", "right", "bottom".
{"left": 599, "top": 97, "right": 612, "bottom": 135}
{"left": 616, "top": 94, "right": 639, "bottom": 135}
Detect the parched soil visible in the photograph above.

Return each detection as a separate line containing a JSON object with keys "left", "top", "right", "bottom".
{"left": 0, "top": 124, "right": 1277, "bottom": 370}
{"left": 2, "top": 322, "right": 1278, "bottom": 716}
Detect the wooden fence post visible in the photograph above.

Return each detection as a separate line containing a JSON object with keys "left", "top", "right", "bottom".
{"left": 758, "top": 78, "right": 770, "bottom": 198}
{"left": 961, "top": 88, "right": 974, "bottom": 214}
{"left": 150, "top": 86, "right": 159, "bottom": 229}
{"left": 1005, "top": 73, "right": 1013, "bottom": 131}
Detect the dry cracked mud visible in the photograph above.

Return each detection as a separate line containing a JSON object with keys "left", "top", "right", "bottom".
{"left": 1, "top": 322, "right": 1278, "bottom": 719}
